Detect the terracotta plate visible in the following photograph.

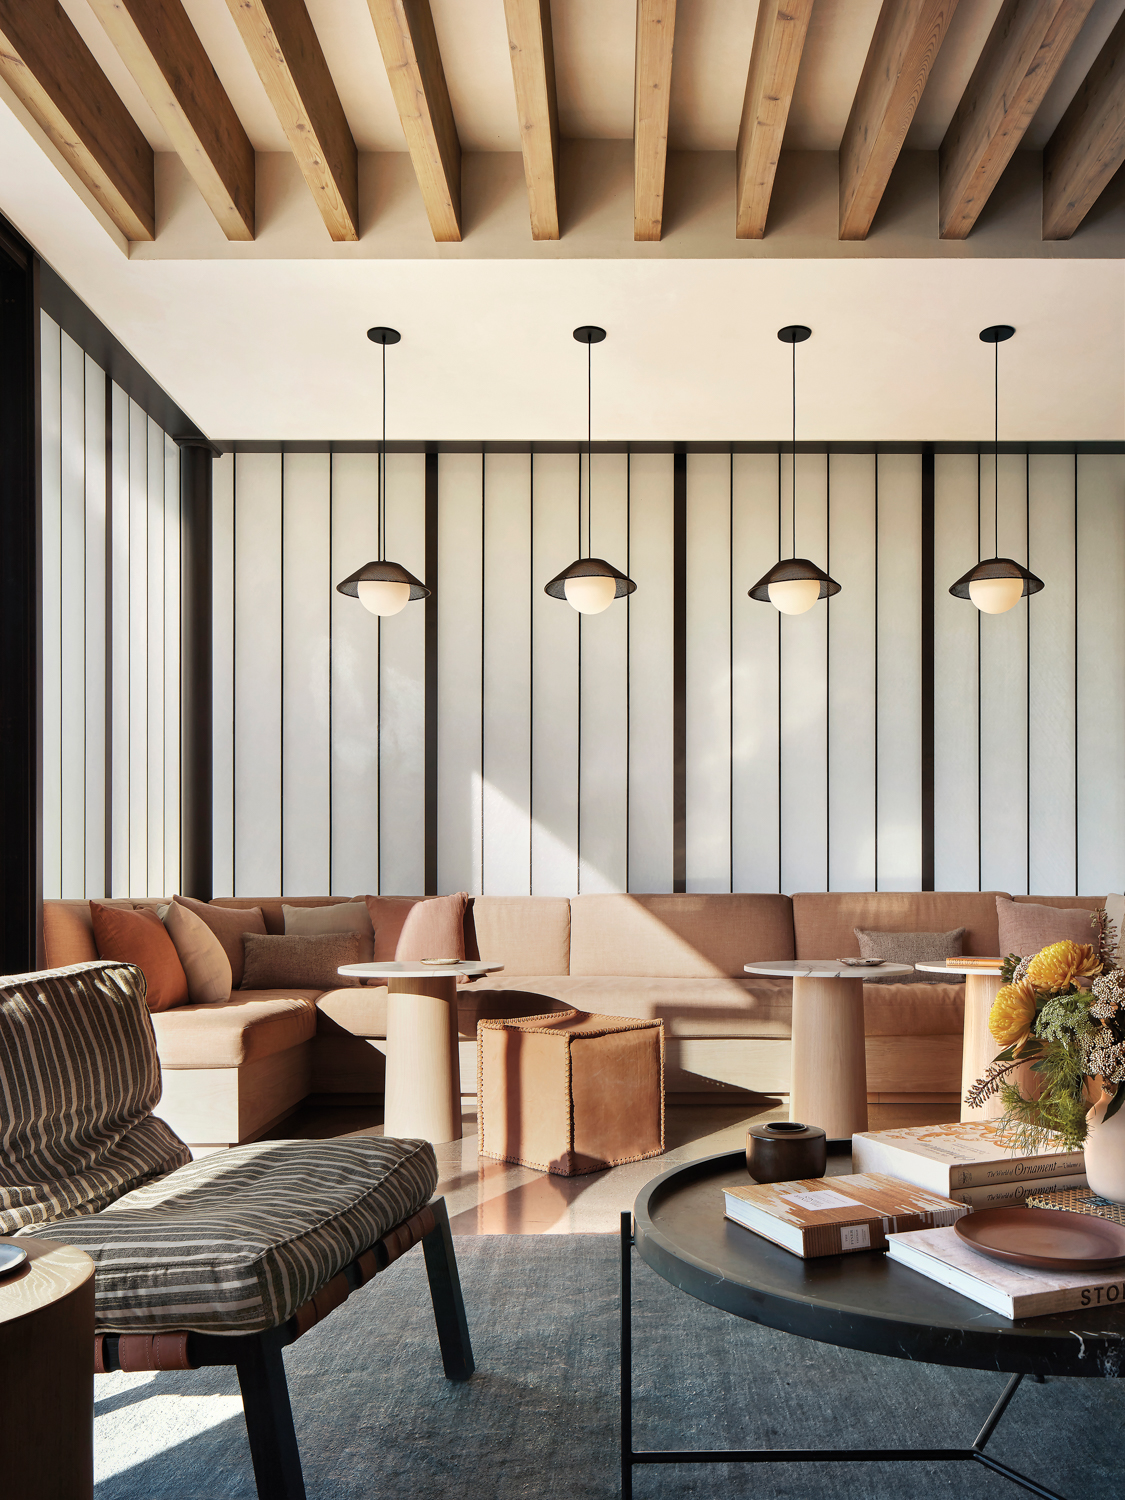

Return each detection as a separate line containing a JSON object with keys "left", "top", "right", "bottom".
{"left": 955, "top": 1206, "right": 1125, "bottom": 1270}
{"left": 0, "top": 1244, "right": 28, "bottom": 1278}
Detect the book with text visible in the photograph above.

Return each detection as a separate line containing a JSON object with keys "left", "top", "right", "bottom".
{"left": 851, "top": 1120, "right": 1085, "bottom": 1195}
{"left": 950, "top": 1173, "right": 1090, "bottom": 1208}
{"left": 887, "top": 1225, "right": 1125, "bottom": 1318}
{"left": 724, "top": 1173, "right": 967, "bottom": 1259}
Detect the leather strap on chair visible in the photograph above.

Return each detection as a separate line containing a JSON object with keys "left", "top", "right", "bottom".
{"left": 358, "top": 1204, "right": 437, "bottom": 1282}
{"left": 95, "top": 1333, "right": 195, "bottom": 1372}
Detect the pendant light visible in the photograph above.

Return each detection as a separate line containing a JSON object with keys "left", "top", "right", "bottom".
{"left": 544, "top": 326, "right": 636, "bottom": 613}
{"left": 336, "top": 327, "right": 429, "bottom": 617}
{"left": 749, "top": 325, "right": 840, "bottom": 614}
{"left": 949, "top": 325, "right": 1043, "bottom": 615}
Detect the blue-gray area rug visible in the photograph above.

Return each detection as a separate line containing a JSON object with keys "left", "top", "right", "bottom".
{"left": 95, "top": 1234, "right": 1116, "bottom": 1499}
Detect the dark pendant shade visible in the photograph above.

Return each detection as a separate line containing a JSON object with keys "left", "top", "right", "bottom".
{"left": 544, "top": 556, "right": 637, "bottom": 600}
{"left": 748, "top": 557, "right": 841, "bottom": 603}
{"left": 948, "top": 556, "right": 1043, "bottom": 601}
{"left": 336, "top": 558, "right": 429, "bottom": 599}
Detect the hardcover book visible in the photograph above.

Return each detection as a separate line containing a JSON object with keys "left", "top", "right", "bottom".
{"left": 851, "top": 1120, "right": 1085, "bottom": 1194}
{"left": 723, "top": 1173, "right": 967, "bottom": 1259}
{"left": 887, "top": 1225, "right": 1125, "bottom": 1319}
{"left": 950, "top": 1174, "right": 1090, "bottom": 1209}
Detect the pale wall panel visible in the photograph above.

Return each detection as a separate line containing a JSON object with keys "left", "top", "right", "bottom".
{"left": 162, "top": 434, "right": 180, "bottom": 896}
{"left": 234, "top": 453, "right": 282, "bottom": 895}
{"left": 281, "top": 453, "right": 331, "bottom": 895}
{"left": 437, "top": 452, "right": 484, "bottom": 894}
{"left": 109, "top": 385, "right": 131, "bottom": 897}
{"left": 686, "top": 453, "right": 731, "bottom": 892}
{"left": 626, "top": 453, "right": 674, "bottom": 893}
{"left": 579, "top": 452, "right": 628, "bottom": 893}
{"left": 212, "top": 453, "right": 235, "bottom": 897}
{"left": 483, "top": 453, "right": 531, "bottom": 895}
{"left": 330, "top": 455, "right": 380, "bottom": 894}
{"left": 40, "top": 316, "right": 61, "bottom": 900}
{"left": 875, "top": 453, "right": 922, "bottom": 891}
{"left": 827, "top": 453, "right": 876, "bottom": 891}
{"left": 60, "top": 333, "right": 85, "bottom": 896}
{"left": 934, "top": 454, "right": 980, "bottom": 890}
{"left": 128, "top": 401, "right": 148, "bottom": 895}
{"left": 379, "top": 453, "right": 426, "bottom": 895}
{"left": 1028, "top": 454, "right": 1076, "bottom": 893}
{"left": 732, "top": 454, "right": 781, "bottom": 893}
{"left": 1077, "top": 455, "right": 1125, "bottom": 895}
{"left": 530, "top": 454, "right": 579, "bottom": 895}
{"left": 146, "top": 420, "right": 166, "bottom": 895}
{"left": 84, "top": 358, "right": 107, "bottom": 897}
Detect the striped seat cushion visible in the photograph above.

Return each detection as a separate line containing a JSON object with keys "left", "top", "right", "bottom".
{"left": 20, "top": 1135, "right": 438, "bottom": 1333}
{"left": 0, "top": 961, "right": 192, "bottom": 1235}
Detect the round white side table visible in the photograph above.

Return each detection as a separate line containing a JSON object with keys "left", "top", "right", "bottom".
{"left": 339, "top": 961, "right": 503, "bottom": 1145}
{"left": 745, "top": 960, "right": 913, "bottom": 1140}
{"left": 915, "top": 962, "right": 1006, "bottom": 1121}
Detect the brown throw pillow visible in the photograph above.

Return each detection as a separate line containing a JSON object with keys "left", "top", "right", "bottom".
{"left": 283, "top": 901, "right": 374, "bottom": 962}
{"left": 395, "top": 892, "right": 468, "bottom": 962}
{"left": 853, "top": 927, "right": 965, "bottom": 984}
{"left": 995, "top": 897, "right": 1100, "bottom": 958}
{"left": 173, "top": 896, "right": 266, "bottom": 989}
{"left": 90, "top": 902, "right": 189, "bottom": 1012}
{"left": 241, "top": 932, "right": 362, "bottom": 992}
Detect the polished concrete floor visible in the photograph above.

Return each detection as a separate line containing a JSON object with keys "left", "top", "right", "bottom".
{"left": 267, "top": 1096, "right": 959, "bottom": 1234}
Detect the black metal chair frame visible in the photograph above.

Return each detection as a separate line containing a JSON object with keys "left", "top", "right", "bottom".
{"left": 97, "top": 1197, "right": 472, "bottom": 1500}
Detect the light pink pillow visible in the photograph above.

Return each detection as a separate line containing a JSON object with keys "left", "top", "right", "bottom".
{"left": 365, "top": 896, "right": 424, "bottom": 962}
{"left": 394, "top": 893, "right": 468, "bottom": 962}
{"left": 996, "top": 896, "right": 1101, "bottom": 957}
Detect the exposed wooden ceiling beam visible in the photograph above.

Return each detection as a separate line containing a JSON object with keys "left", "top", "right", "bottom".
{"left": 0, "top": 0, "right": 154, "bottom": 241}
{"left": 367, "top": 0, "right": 461, "bottom": 242}
{"left": 225, "top": 0, "right": 358, "bottom": 242}
{"left": 839, "top": 0, "right": 960, "bottom": 241}
{"left": 735, "top": 0, "right": 814, "bottom": 240}
{"left": 634, "top": 0, "right": 676, "bottom": 242}
{"left": 939, "top": 0, "right": 1096, "bottom": 240}
{"left": 503, "top": 0, "right": 560, "bottom": 241}
{"left": 1043, "top": 11, "right": 1125, "bottom": 239}
{"left": 88, "top": 0, "right": 255, "bottom": 241}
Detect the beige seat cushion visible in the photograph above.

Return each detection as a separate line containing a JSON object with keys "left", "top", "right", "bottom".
{"left": 569, "top": 894, "right": 795, "bottom": 977}
{"left": 316, "top": 986, "right": 389, "bottom": 1038}
{"left": 793, "top": 892, "right": 1006, "bottom": 960}
{"left": 466, "top": 897, "right": 571, "bottom": 974}
{"left": 151, "top": 990, "right": 319, "bottom": 1068}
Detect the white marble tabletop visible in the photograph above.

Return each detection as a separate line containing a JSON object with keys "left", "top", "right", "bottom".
{"left": 338, "top": 961, "right": 504, "bottom": 979}
{"left": 914, "top": 961, "right": 1003, "bottom": 976}
{"left": 744, "top": 959, "right": 914, "bottom": 980}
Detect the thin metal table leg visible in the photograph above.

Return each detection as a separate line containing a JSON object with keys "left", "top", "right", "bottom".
{"left": 973, "top": 1372, "right": 1024, "bottom": 1452}
{"left": 620, "top": 1210, "right": 633, "bottom": 1500}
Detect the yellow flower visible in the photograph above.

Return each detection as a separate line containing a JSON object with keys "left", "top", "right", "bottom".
{"left": 989, "top": 980, "right": 1036, "bottom": 1046}
{"left": 1025, "top": 941, "right": 1102, "bottom": 992}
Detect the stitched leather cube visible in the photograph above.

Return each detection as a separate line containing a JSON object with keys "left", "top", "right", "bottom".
{"left": 477, "top": 1010, "right": 664, "bottom": 1176}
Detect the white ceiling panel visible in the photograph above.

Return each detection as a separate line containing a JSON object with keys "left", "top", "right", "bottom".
{"left": 668, "top": 0, "right": 760, "bottom": 151}
{"left": 551, "top": 0, "right": 637, "bottom": 139}
{"left": 784, "top": 0, "right": 882, "bottom": 151}
{"left": 306, "top": 0, "right": 406, "bottom": 151}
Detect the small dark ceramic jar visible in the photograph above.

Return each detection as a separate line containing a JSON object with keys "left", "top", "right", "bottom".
{"left": 746, "top": 1121, "right": 827, "bottom": 1183}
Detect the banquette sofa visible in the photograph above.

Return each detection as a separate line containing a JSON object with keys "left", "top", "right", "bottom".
{"left": 42, "top": 890, "right": 1105, "bottom": 1152}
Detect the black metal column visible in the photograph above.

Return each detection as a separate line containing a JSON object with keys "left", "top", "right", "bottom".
{"left": 672, "top": 451, "right": 686, "bottom": 893}
{"left": 177, "top": 437, "right": 219, "bottom": 900}
{"left": 0, "top": 224, "right": 41, "bottom": 972}
{"left": 921, "top": 451, "right": 935, "bottom": 891}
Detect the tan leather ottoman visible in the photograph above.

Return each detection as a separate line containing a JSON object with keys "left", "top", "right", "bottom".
{"left": 477, "top": 1009, "right": 665, "bottom": 1176}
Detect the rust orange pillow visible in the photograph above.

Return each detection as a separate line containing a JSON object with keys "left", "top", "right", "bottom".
{"left": 90, "top": 902, "right": 189, "bottom": 1012}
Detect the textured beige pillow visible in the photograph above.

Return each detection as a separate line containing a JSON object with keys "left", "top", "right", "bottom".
{"left": 995, "top": 897, "right": 1098, "bottom": 958}
{"left": 854, "top": 927, "right": 964, "bottom": 984}
{"left": 174, "top": 896, "right": 266, "bottom": 988}
{"left": 283, "top": 901, "right": 374, "bottom": 963}
{"left": 241, "top": 932, "right": 362, "bottom": 991}
{"left": 159, "top": 900, "right": 233, "bottom": 1005}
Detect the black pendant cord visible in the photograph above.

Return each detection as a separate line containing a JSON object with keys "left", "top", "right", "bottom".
{"left": 791, "top": 336, "right": 797, "bottom": 558}
{"left": 587, "top": 337, "right": 593, "bottom": 559}
{"left": 379, "top": 339, "right": 386, "bottom": 563}
{"left": 993, "top": 337, "right": 999, "bottom": 557}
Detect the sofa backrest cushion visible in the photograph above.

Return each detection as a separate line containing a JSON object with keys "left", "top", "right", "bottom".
{"left": 211, "top": 895, "right": 358, "bottom": 935}
{"left": 793, "top": 892, "right": 1005, "bottom": 959}
{"left": 466, "top": 897, "right": 571, "bottom": 975}
{"left": 43, "top": 898, "right": 163, "bottom": 969}
{"left": 568, "top": 894, "right": 795, "bottom": 977}
{"left": 0, "top": 961, "right": 191, "bottom": 1234}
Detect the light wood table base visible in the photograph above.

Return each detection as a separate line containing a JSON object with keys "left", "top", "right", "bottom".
{"left": 960, "top": 970, "right": 1006, "bottom": 1121}
{"left": 790, "top": 976, "right": 869, "bottom": 1140}
{"left": 384, "top": 976, "right": 462, "bottom": 1145}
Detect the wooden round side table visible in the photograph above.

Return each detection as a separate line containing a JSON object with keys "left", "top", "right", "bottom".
{"left": 0, "top": 1236, "right": 95, "bottom": 1500}
{"left": 916, "top": 962, "right": 1006, "bottom": 1120}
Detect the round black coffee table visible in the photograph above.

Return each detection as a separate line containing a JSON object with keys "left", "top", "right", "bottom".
{"left": 621, "top": 1148, "right": 1125, "bottom": 1500}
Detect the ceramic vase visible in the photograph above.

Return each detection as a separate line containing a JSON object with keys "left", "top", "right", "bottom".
{"left": 1083, "top": 1097, "right": 1125, "bottom": 1203}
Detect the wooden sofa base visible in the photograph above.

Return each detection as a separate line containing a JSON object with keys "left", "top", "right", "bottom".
{"left": 155, "top": 1043, "right": 312, "bottom": 1151}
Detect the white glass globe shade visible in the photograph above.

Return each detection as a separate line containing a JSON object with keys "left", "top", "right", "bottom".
{"left": 358, "top": 579, "right": 411, "bottom": 616}
{"left": 968, "top": 575, "right": 1023, "bottom": 615}
{"left": 767, "top": 578, "right": 821, "bottom": 615}
{"left": 564, "top": 574, "right": 617, "bottom": 614}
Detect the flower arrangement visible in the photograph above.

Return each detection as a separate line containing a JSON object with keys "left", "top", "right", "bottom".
{"left": 965, "top": 910, "right": 1122, "bottom": 1151}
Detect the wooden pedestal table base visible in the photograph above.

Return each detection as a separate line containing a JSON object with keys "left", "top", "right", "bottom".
{"left": 0, "top": 1237, "right": 95, "bottom": 1500}
{"left": 337, "top": 961, "right": 503, "bottom": 1145}
{"left": 745, "top": 960, "right": 914, "bottom": 1141}
{"left": 916, "top": 963, "right": 1013, "bottom": 1122}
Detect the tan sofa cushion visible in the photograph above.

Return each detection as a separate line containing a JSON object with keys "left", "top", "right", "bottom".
{"left": 569, "top": 894, "right": 795, "bottom": 977}
{"left": 793, "top": 892, "right": 1006, "bottom": 960}
{"left": 466, "top": 896, "right": 570, "bottom": 975}
{"left": 151, "top": 990, "right": 319, "bottom": 1068}
{"left": 1014, "top": 895, "right": 1106, "bottom": 909}
{"left": 211, "top": 895, "right": 364, "bottom": 935}
{"left": 862, "top": 982, "right": 964, "bottom": 1037}
{"left": 316, "top": 986, "right": 389, "bottom": 1038}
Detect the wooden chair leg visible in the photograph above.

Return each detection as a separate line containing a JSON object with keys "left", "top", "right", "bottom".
{"left": 235, "top": 1330, "right": 307, "bottom": 1500}
{"left": 422, "top": 1197, "right": 474, "bottom": 1381}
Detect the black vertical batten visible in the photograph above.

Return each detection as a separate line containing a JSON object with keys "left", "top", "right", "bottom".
{"left": 0, "top": 226, "right": 41, "bottom": 970}
{"left": 625, "top": 453, "right": 631, "bottom": 895}
{"left": 824, "top": 453, "right": 830, "bottom": 892}
{"left": 104, "top": 370, "right": 113, "bottom": 897}
{"left": 920, "top": 451, "right": 935, "bottom": 891}
{"left": 424, "top": 451, "right": 439, "bottom": 895}
{"left": 1073, "top": 453, "right": 1079, "bottom": 896}
{"left": 672, "top": 451, "right": 687, "bottom": 893}
{"left": 176, "top": 437, "right": 219, "bottom": 900}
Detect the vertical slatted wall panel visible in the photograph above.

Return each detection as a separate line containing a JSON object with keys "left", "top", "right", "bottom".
{"left": 145, "top": 419, "right": 166, "bottom": 894}
{"left": 162, "top": 434, "right": 180, "bottom": 897}
{"left": 127, "top": 401, "right": 148, "bottom": 894}
{"left": 84, "top": 359, "right": 107, "bottom": 897}
{"left": 108, "top": 385, "right": 131, "bottom": 896}
{"left": 212, "top": 453, "right": 236, "bottom": 896}
{"left": 934, "top": 454, "right": 980, "bottom": 891}
{"left": 59, "top": 333, "right": 85, "bottom": 895}
{"left": 40, "top": 317, "right": 62, "bottom": 900}
{"left": 686, "top": 454, "right": 732, "bottom": 891}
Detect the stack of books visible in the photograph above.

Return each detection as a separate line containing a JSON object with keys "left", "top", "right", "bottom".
{"left": 851, "top": 1120, "right": 1088, "bottom": 1209}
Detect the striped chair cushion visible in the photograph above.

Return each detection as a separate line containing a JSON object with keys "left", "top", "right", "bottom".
{"left": 0, "top": 961, "right": 191, "bottom": 1235}
{"left": 20, "top": 1135, "right": 438, "bottom": 1333}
